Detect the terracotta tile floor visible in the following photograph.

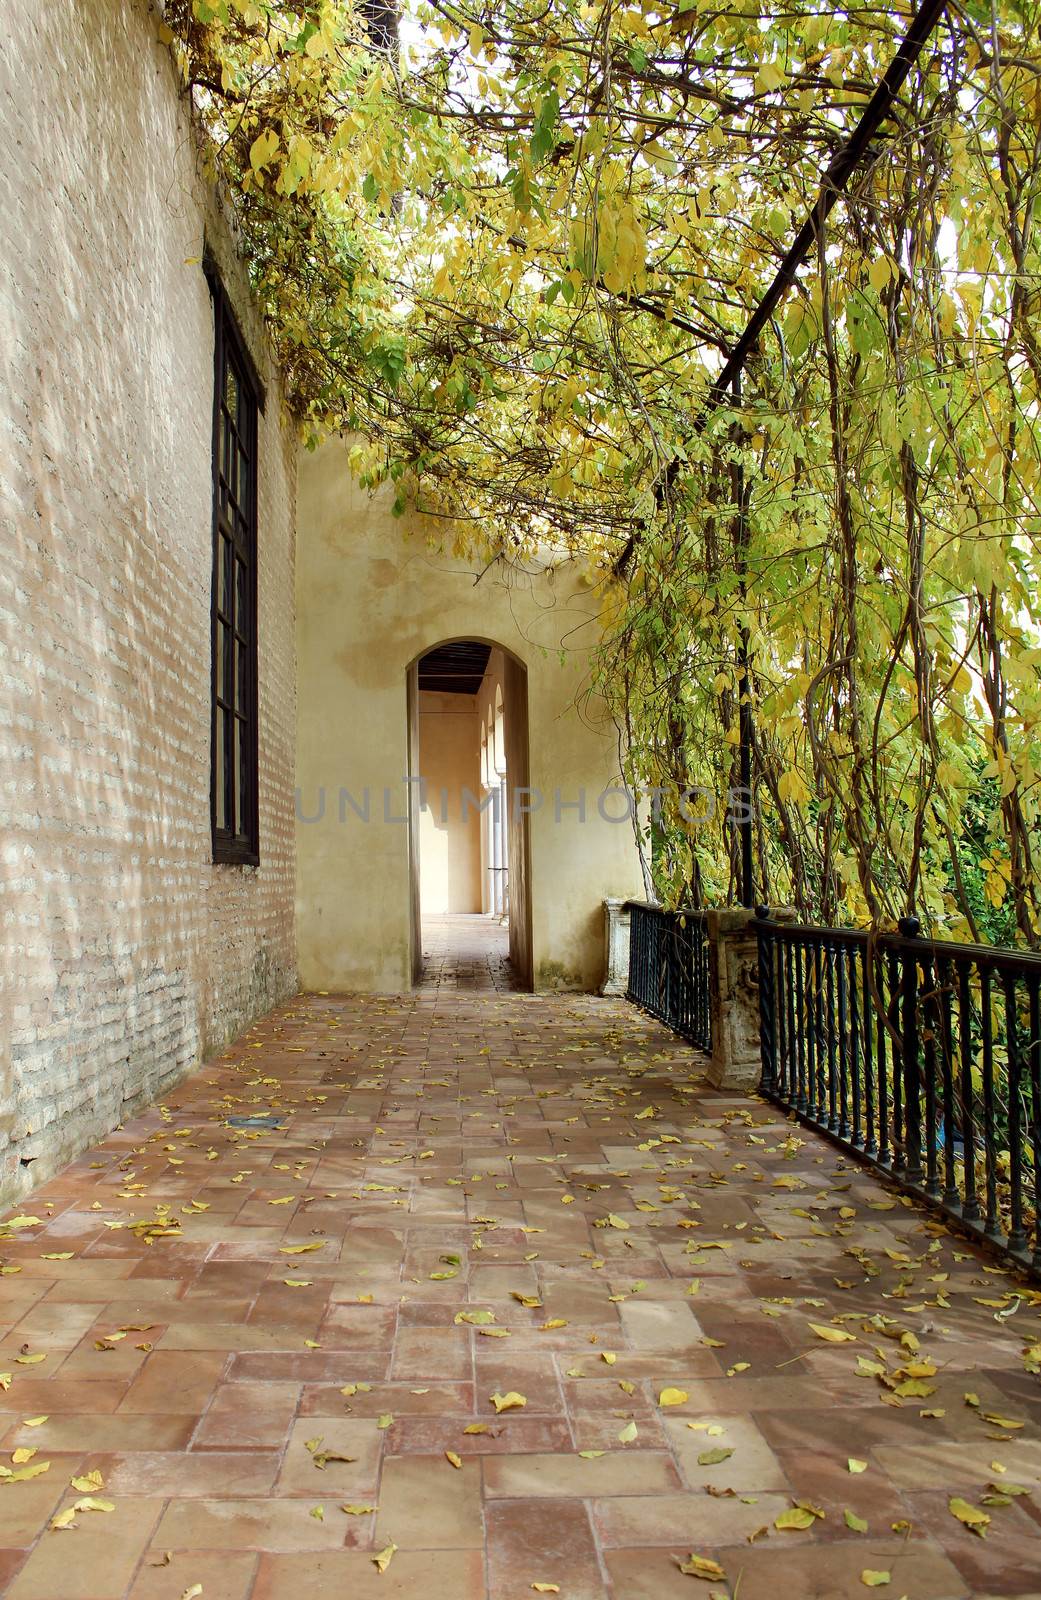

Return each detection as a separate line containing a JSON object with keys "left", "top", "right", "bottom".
{"left": 420, "top": 914, "right": 514, "bottom": 992}
{"left": 1, "top": 987, "right": 1039, "bottom": 1599}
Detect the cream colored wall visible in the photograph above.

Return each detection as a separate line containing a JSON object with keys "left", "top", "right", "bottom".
{"left": 296, "top": 438, "right": 644, "bottom": 993}
{"left": 417, "top": 689, "right": 482, "bottom": 914}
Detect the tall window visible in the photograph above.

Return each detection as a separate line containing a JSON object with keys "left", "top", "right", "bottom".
{"left": 208, "top": 270, "right": 260, "bottom": 864}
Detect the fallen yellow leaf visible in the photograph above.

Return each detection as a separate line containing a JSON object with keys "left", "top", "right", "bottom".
{"left": 679, "top": 1552, "right": 727, "bottom": 1580}
{"left": 808, "top": 1323, "right": 857, "bottom": 1344}
{"left": 949, "top": 1496, "right": 990, "bottom": 1537}
{"left": 490, "top": 1391, "right": 527, "bottom": 1413}
{"left": 372, "top": 1542, "right": 397, "bottom": 1573}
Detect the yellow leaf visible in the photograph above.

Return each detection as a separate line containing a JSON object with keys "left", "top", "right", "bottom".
{"left": 861, "top": 1571, "right": 890, "bottom": 1587}
{"left": 72, "top": 1496, "right": 115, "bottom": 1513}
{"left": 376, "top": 1414, "right": 393, "bottom": 1430}
{"left": 848, "top": 1458, "right": 868, "bottom": 1474}
{"left": 774, "top": 1506, "right": 816, "bottom": 1530}
{"left": 659, "top": 1388, "right": 688, "bottom": 1407}
{"left": 50, "top": 1507, "right": 78, "bottom": 1531}
{"left": 372, "top": 1542, "right": 397, "bottom": 1573}
{"left": 808, "top": 1323, "right": 856, "bottom": 1344}
{"left": 12, "top": 1448, "right": 36, "bottom": 1464}
{"left": 601, "top": 1352, "right": 617, "bottom": 1366}
{"left": 949, "top": 1496, "right": 990, "bottom": 1536}
{"left": 15, "top": 1353, "right": 47, "bottom": 1365}
{"left": 71, "top": 1471, "right": 105, "bottom": 1493}
{"left": 491, "top": 1392, "right": 526, "bottom": 1413}
{"left": 279, "top": 1242, "right": 324, "bottom": 1255}
{"left": 679, "top": 1553, "right": 727, "bottom": 1580}
{"left": 341, "top": 1503, "right": 378, "bottom": 1514}
{"left": 249, "top": 128, "right": 279, "bottom": 173}
{"left": 531, "top": 1585, "right": 561, "bottom": 1594}
{"left": 41, "top": 1253, "right": 73, "bottom": 1261}
{"left": 445, "top": 1451, "right": 462, "bottom": 1469}
{"left": 23, "top": 1417, "right": 48, "bottom": 1428}
{"left": 605, "top": 1213, "right": 629, "bottom": 1230}
{"left": 617, "top": 1419, "right": 638, "bottom": 1443}
{"left": 845, "top": 1509, "right": 868, "bottom": 1532}
{"left": 182, "top": 1587, "right": 204, "bottom": 1600}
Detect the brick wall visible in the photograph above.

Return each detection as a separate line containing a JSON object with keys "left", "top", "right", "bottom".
{"left": 0, "top": 0, "right": 298, "bottom": 1202}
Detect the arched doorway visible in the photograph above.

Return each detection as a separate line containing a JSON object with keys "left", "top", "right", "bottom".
{"left": 406, "top": 640, "right": 533, "bottom": 989}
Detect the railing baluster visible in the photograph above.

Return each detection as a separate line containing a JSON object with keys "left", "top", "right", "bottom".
{"left": 888, "top": 949, "right": 905, "bottom": 1178}
{"left": 981, "top": 966, "right": 1000, "bottom": 1238}
{"left": 795, "top": 940, "right": 808, "bottom": 1113}
{"left": 1004, "top": 972, "right": 1027, "bottom": 1255}
{"left": 938, "top": 956, "right": 959, "bottom": 1209}
{"left": 922, "top": 953, "right": 940, "bottom": 1198}
{"left": 899, "top": 922, "right": 923, "bottom": 1186}
{"left": 876, "top": 945, "right": 890, "bottom": 1168}
{"left": 958, "top": 958, "right": 980, "bottom": 1222}
{"left": 777, "top": 934, "right": 793, "bottom": 1100}
{"left": 849, "top": 944, "right": 863, "bottom": 1148}
{"left": 825, "top": 940, "right": 839, "bottom": 1131}
{"left": 811, "top": 940, "right": 825, "bottom": 1123}
{"left": 837, "top": 944, "right": 850, "bottom": 1140}
{"left": 789, "top": 940, "right": 799, "bottom": 1107}
{"left": 861, "top": 943, "right": 877, "bottom": 1155}
{"left": 1029, "top": 976, "right": 1041, "bottom": 1271}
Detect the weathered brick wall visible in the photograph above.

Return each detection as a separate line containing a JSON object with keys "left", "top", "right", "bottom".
{"left": 0, "top": 0, "right": 298, "bottom": 1202}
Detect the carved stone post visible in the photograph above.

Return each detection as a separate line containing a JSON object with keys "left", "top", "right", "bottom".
{"left": 705, "top": 907, "right": 762, "bottom": 1091}
{"left": 601, "top": 898, "right": 632, "bottom": 996}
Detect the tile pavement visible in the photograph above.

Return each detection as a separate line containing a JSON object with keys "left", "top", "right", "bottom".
{"left": 0, "top": 980, "right": 1039, "bottom": 1598}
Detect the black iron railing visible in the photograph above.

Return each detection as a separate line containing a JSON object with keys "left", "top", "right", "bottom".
{"left": 756, "top": 912, "right": 1041, "bottom": 1274}
{"left": 626, "top": 903, "right": 711, "bottom": 1052}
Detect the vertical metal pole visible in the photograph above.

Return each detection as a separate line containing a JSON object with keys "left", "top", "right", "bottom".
{"left": 733, "top": 372, "right": 754, "bottom": 908}
{"left": 756, "top": 908, "right": 776, "bottom": 1095}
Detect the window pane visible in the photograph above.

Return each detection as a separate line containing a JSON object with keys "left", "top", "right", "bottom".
{"left": 217, "top": 536, "right": 229, "bottom": 617}
{"left": 215, "top": 708, "right": 228, "bottom": 829}
{"left": 236, "top": 558, "right": 248, "bottom": 637}
{"left": 236, "top": 633, "right": 247, "bottom": 712}
{"left": 225, "top": 365, "right": 239, "bottom": 420}
{"left": 234, "top": 717, "right": 245, "bottom": 836}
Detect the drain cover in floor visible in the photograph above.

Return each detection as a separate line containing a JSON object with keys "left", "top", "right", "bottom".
{"left": 225, "top": 1114, "right": 285, "bottom": 1129}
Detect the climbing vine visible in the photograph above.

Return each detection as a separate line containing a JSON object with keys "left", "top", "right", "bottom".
{"left": 162, "top": 0, "right": 1041, "bottom": 941}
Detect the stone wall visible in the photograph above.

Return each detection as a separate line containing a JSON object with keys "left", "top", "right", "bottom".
{"left": 0, "top": 0, "right": 298, "bottom": 1201}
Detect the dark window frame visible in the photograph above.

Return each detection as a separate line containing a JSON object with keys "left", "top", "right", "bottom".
{"left": 206, "top": 263, "right": 262, "bottom": 866}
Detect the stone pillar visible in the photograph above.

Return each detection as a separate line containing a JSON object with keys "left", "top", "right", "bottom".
{"left": 705, "top": 908, "right": 761, "bottom": 1092}
{"left": 601, "top": 898, "right": 632, "bottom": 996}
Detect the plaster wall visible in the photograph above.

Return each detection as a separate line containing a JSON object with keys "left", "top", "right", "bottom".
{"left": 296, "top": 438, "right": 643, "bottom": 992}
{"left": 417, "top": 688, "right": 482, "bottom": 914}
